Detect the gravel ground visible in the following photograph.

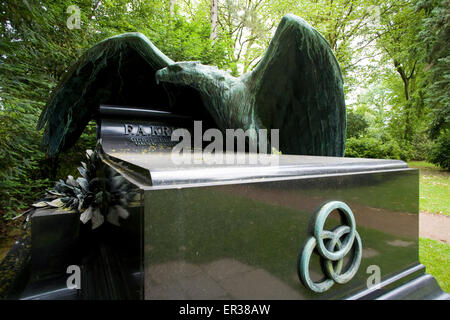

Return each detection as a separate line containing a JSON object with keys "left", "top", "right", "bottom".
{"left": 420, "top": 212, "right": 450, "bottom": 243}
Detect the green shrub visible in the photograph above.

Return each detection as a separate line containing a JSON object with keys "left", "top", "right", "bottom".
{"left": 345, "top": 136, "right": 410, "bottom": 161}
{"left": 0, "top": 107, "right": 52, "bottom": 219}
{"left": 56, "top": 121, "right": 98, "bottom": 179}
{"left": 346, "top": 110, "right": 369, "bottom": 139}
{"left": 427, "top": 132, "right": 450, "bottom": 171}
{"left": 0, "top": 110, "right": 97, "bottom": 220}
{"left": 410, "top": 131, "right": 433, "bottom": 161}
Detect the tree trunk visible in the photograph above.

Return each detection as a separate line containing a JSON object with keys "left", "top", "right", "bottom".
{"left": 396, "top": 66, "right": 410, "bottom": 101}
{"left": 210, "top": 0, "right": 218, "bottom": 40}
{"left": 169, "top": 0, "right": 175, "bottom": 16}
{"left": 394, "top": 61, "right": 415, "bottom": 140}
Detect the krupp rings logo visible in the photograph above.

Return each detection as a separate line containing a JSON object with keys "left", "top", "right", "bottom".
{"left": 298, "top": 201, "right": 362, "bottom": 293}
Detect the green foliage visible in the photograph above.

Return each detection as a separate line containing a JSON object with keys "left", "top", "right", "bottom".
{"left": 56, "top": 121, "right": 98, "bottom": 179}
{"left": 0, "top": 0, "right": 107, "bottom": 219}
{"left": 345, "top": 136, "right": 410, "bottom": 161}
{"left": 427, "top": 132, "right": 450, "bottom": 171}
{"left": 348, "top": 0, "right": 448, "bottom": 162}
{"left": 410, "top": 130, "right": 433, "bottom": 161}
{"left": 96, "top": 0, "right": 232, "bottom": 69}
{"left": 416, "top": 0, "right": 450, "bottom": 140}
{"left": 0, "top": 105, "right": 51, "bottom": 218}
{"left": 346, "top": 110, "right": 369, "bottom": 139}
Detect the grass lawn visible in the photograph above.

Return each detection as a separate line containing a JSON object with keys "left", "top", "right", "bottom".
{"left": 408, "top": 161, "right": 449, "bottom": 216}
{"left": 419, "top": 238, "right": 450, "bottom": 293}
{"left": 409, "top": 161, "right": 449, "bottom": 293}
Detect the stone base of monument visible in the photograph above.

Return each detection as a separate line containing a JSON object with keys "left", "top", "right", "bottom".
{"left": 14, "top": 152, "right": 448, "bottom": 300}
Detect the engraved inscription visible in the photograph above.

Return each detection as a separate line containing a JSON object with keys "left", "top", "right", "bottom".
{"left": 123, "top": 123, "right": 179, "bottom": 147}
{"left": 129, "top": 136, "right": 175, "bottom": 146}
{"left": 124, "top": 124, "right": 175, "bottom": 137}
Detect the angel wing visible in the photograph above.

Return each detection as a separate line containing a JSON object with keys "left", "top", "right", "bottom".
{"left": 38, "top": 33, "right": 204, "bottom": 156}
{"left": 156, "top": 14, "right": 346, "bottom": 156}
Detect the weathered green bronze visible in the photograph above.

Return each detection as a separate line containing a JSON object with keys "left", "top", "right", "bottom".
{"left": 38, "top": 14, "right": 346, "bottom": 157}
{"left": 298, "top": 201, "right": 362, "bottom": 293}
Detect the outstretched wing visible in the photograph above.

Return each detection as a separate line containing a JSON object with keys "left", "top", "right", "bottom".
{"left": 38, "top": 33, "right": 177, "bottom": 156}
{"left": 250, "top": 14, "right": 346, "bottom": 156}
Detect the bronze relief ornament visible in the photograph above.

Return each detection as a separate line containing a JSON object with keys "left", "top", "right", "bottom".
{"left": 298, "top": 201, "right": 363, "bottom": 293}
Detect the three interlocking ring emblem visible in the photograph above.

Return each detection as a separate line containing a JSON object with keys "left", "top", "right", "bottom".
{"left": 298, "top": 201, "right": 362, "bottom": 293}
